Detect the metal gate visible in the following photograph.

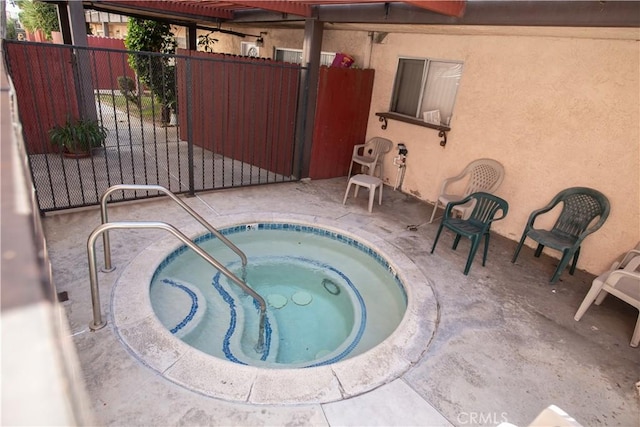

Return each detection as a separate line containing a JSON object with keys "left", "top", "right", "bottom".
{"left": 3, "top": 40, "right": 305, "bottom": 212}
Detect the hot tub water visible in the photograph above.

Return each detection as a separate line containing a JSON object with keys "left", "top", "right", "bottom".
{"left": 150, "top": 224, "right": 407, "bottom": 368}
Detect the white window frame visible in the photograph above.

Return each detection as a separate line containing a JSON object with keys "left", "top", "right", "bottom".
{"left": 390, "top": 56, "right": 463, "bottom": 127}
{"left": 273, "top": 47, "right": 337, "bottom": 66}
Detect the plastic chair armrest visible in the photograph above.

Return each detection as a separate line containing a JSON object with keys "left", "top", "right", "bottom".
{"left": 573, "top": 213, "right": 609, "bottom": 245}
{"left": 622, "top": 255, "right": 640, "bottom": 271}
{"left": 604, "top": 269, "right": 640, "bottom": 288}
{"left": 526, "top": 202, "right": 559, "bottom": 228}
{"left": 440, "top": 171, "right": 467, "bottom": 194}
{"left": 616, "top": 250, "right": 640, "bottom": 269}
{"left": 443, "top": 194, "right": 475, "bottom": 219}
{"left": 352, "top": 143, "right": 366, "bottom": 156}
{"left": 489, "top": 210, "right": 508, "bottom": 223}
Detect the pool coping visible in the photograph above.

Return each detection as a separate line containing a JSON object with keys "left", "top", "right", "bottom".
{"left": 110, "top": 212, "right": 439, "bottom": 405}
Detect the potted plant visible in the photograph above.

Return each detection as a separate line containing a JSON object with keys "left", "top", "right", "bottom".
{"left": 49, "top": 117, "right": 108, "bottom": 158}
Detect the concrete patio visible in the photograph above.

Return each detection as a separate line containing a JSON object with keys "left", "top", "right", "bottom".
{"left": 42, "top": 177, "right": 639, "bottom": 426}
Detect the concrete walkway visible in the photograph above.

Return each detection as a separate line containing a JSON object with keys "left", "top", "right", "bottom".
{"left": 42, "top": 178, "right": 639, "bottom": 426}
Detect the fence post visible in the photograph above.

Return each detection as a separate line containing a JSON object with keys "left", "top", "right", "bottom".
{"left": 295, "top": 19, "right": 323, "bottom": 179}
{"left": 185, "top": 56, "right": 195, "bottom": 196}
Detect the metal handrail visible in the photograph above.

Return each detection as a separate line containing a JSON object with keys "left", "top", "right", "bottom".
{"left": 99, "top": 184, "right": 247, "bottom": 272}
{"left": 87, "top": 221, "right": 266, "bottom": 352}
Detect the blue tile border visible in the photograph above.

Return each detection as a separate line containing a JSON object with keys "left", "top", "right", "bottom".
{"left": 160, "top": 278, "right": 199, "bottom": 334}
{"left": 211, "top": 255, "right": 367, "bottom": 367}
{"left": 152, "top": 223, "right": 407, "bottom": 301}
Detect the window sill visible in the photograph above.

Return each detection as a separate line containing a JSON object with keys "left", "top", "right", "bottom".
{"left": 375, "top": 112, "right": 449, "bottom": 146}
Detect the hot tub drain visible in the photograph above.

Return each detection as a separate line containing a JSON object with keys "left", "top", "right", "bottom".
{"left": 322, "top": 278, "right": 341, "bottom": 295}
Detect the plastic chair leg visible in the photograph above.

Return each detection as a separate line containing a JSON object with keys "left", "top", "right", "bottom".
{"left": 342, "top": 182, "right": 353, "bottom": 205}
{"left": 452, "top": 234, "right": 462, "bottom": 250}
{"left": 535, "top": 243, "right": 544, "bottom": 257}
{"left": 464, "top": 237, "right": 482, "bottom": 275}
{"left": 569, "top": 248, "right": 580, "bottom": 275}
{"left": 631, "top": 315, "right": 640, "bottom": 347}
{"left": 574, "top": 281, "right": 605, "bottom": 321}
{"left": 594, "top": 290, "right": 608, "bottom": 305}
{"left": 367, "top": 185, "right": 375, "bottom": 213}
{"left": 482, "top": 233, "right": 490, "bottom": 266}
{"left": 430, "top": 223, "right": 445, "bottom": 254}
{"left": 511, "top": 233, "right": 527, "bottom": 263}
{"left": 550, "top": 251, "right": 573, "bottom": 283}
{"left": 429, "top": 202, "right": 439, "bottom": 224}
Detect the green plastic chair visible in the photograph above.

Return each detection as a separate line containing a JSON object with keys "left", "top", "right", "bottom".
{"left": 511, "top": 187, "right": 610, "bottom": 284}
{"left": 431, "top": 192, "right": 509, "bottom": 275}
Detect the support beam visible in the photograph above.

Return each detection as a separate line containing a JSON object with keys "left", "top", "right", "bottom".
{"left": 187, "top": 25, "right": 197, "bottom": 50}
{"left": 67, "top": 1, "right": 97, "bottom": 121}
{"left": 294, "top": 19, "right": 323, "bottom": 179}
{"left": 68, "top": 0, "right": 89, "bottom": 46}
{"left": 55, "top": 3, "right": 73, "bottom": 44}
{"left": 0, "top": 1, "right": 4, "bottom": 39}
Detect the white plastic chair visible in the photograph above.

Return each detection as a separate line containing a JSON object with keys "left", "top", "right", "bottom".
{"left": 498, "top": 404, "right": 583, "bottom": 427}
{"left": 347, "top": 137, "right": 393, "bottom": 179}
{"left": 343, "top": 174, "right": 383, "bottom": 213}
{"left": 574, "top": 247, "right": 640, "bottom": 347}
{"left": 428, "top": 158, "right": 505, "bottom": 224}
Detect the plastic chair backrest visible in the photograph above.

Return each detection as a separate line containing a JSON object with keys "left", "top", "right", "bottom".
{"left": 613, "top": 248, "right": 640, "bottom": 270}
{"left": 549, "top": 187, "right": 610, "bottom": 239}
{"left": 466, "top": 192, "right": 509, "bottom": 230}
{"left": 365, "top": 137, "right": 393, "bottom": 158}
{"left": 462, "top": 159, "right": 505, "bottom": 196}
{"left": 604, "top": 253, "right": 640, "bottom": 305}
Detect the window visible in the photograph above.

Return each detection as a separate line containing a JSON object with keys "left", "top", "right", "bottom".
{"left": 274, "top": 48, "right": 336, "bottom": 66}
{"left": 390, "top": 57, "right": 463, "bottom": 127}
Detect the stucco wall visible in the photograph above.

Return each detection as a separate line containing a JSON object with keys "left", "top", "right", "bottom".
{"left": 200, "top": 25, "right": 640, "bottom": 276}
{"left": 365, "top": 29, "right": 639, "bottom": 275}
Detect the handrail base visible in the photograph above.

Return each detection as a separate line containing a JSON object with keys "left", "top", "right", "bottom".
{"left": 90, "top": 321, "right": 107, "bottom": 331}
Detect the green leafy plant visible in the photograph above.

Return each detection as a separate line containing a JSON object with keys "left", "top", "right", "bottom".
{"left": 16, "top": 0, "right": 59, "bottom": 40}
{"left": 117, "top": 75, "right": 142, "bottom": 109}
{"left": 197, "top": 32, "right": 218, "bottom": 52}
{"left": 125, "top": 18, "right": 177, "bottom": 124}
{"left": 49, "top": 117, "right": 108, "bottom": 156}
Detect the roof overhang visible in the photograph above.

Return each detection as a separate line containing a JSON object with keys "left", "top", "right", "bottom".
{"left": 80, "top": 0, "right": 640, "bottom": 29}
{"left": 83, "top": 1, "right": 467, "bottom": 20}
